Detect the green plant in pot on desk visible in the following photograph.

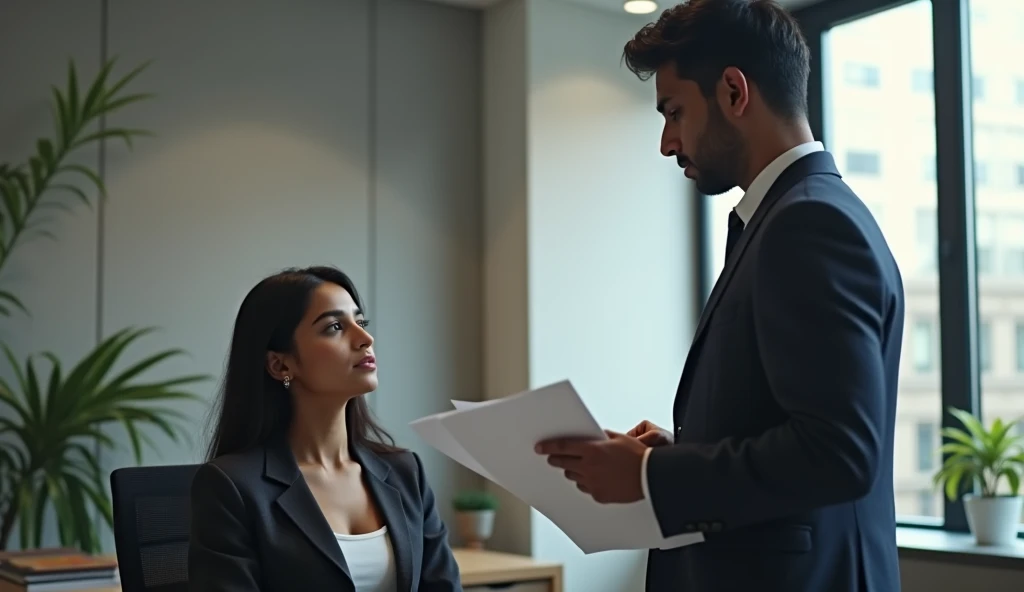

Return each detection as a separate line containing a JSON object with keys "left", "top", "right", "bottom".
{"left": 932, "top": 407, "right": 1024, "bottom": 546}
{"left": 453, "top": 490, "right": 499, "bottom": 549}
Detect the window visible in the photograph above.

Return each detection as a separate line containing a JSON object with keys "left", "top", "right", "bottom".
{"left": 917, "top": 422, "right": 936, "bottom": 471}
{"left": 979, "top": 320, "right": 992, "bottom": 372}
{"left": 975, "top": 161, "right": 989, "bottom": 186}
{"left": 918, "top": 490, "right": 936, "bottom": 516}
{"left": 912, "top": 320, "right": 936, "bottom": 373}
{"left": 973, "top": 75, "right": 986, "bottom": 101}
{"left": 923, "top": 156, "right": 936, "bottom": 181}
{"left": 845, "top": 151, "right": 881, "bottom": 175}
{"left": 911, "top": 68, "right": 933, "bottom": 93}
{"left": 970, "top": 0, "right": 1024, "bottom": 525}
{"left": 977, "top": 213, "right": 996, "bottom": 274}
{"left": 916, "top": 209, "right": 937, "bottom": 273}
{"left": 844, "top": 63, "right": 881, "bottom": 87}
{"left": 1016, "top": 322, "right": 1024, "bottom": 372}
{"left": 1001, "top": 216, "right": 1024, "bottom": 276}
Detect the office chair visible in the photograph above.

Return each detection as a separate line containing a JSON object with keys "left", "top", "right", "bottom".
{"left": 110, "top": 464, "right": 199, "bottom": 592}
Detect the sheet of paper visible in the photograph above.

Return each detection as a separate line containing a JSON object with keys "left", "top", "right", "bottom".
{"left": 417, "top": 380, "right": 704, "bottom": 554}
{"left": 409, "top": 411, "right": 497, "bottom": 483}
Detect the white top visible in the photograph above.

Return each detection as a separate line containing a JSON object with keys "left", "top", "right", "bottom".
{"left": 334, "top": 526, "right": 397, "bottom": 592}
{"left": 639, "top": 140, "right": 826, "bottom": 500}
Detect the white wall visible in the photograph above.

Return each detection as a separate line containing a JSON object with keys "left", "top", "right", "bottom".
{"left": 526, "top": 2, "right": 692, "bottom": 591}
{"left": 1, "top": 0, "right": 483, "bottom": 552}
{"left": 483, "top": 0, "right": 697, "bottom": 590}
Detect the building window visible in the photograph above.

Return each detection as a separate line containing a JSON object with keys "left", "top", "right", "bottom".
{"left": 977, "top": 214, "right": 996, "bottom": 274}
{"left": 980, "top": 321, "right": 992, "bottom": 372}
{"left": 975, "top": 161, "right": 989, "bottom": 186}
{"left": 911, "top": 68, "right": 933, "bottom": 93}
{"left": 912, "top": 320, "right": 935, "bottom": 373}
{"left": 1016, "top": 323, "right": 1024, "bottom": 372}
{"left": 845, "top": 63, "right": 880, "bottom": 87}
{"left": 1016, "top": 79, "right": 1024, "bottom": 106}
{"left": 917, "top": 422, "right": 936, "bottom": 471}
{"left": 916, "top": 209, "right": 937, "bottom": 273}
{"left": 973, "top": 75, "right": 986, "bottom": 101}
{"left": 923, "top": 156, "right": 936, "bottom": 181}
{"left": 1006, "top": 249, "right": 1024, "bottom": 276}
{"left": 846, "top": 151, "right": 881, "bottom": 176}
{"left": 1016, "top": 164, "right": 1024, "bottom": 188}
{"left": 918, "top": 490, "right": 936, "bottom": 516}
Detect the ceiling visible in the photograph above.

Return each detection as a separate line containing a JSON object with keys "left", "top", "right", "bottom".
{"left": 421, "top": 0, "right": 821, "bottom": 13}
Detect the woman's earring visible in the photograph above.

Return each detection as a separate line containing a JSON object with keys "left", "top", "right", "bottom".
{"left": 283, "top": 376, "right": 291, "bottom": 389}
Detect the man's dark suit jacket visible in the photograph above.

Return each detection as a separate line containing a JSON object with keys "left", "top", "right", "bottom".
{"left": 645, "top": 151, "right": 903, "bottom": 592}
{"left": 188, "top": 433, "right": 462, "bottom": 591}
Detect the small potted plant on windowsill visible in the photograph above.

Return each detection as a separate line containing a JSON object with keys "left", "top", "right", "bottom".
{"left": 452, "top": 490, "right": 499, "bottom": 550}
{"left": 932, "top": 407, "right": 1024, "bottom": 546}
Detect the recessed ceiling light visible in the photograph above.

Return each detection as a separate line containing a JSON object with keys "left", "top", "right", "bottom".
{"left": 623, "top": 0, "right": 658, "bottom": 14}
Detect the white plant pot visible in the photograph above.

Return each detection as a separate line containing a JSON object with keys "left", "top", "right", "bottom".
{"left": 455, "top": 509, "right": 495, "bottom": 549}
{"left": 964, "top": 494, "right": 1023, "bottom": 546}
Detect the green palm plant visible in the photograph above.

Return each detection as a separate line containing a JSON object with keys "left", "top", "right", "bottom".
{"left": 0, "top": 58, "right": 209, "bottom": 552}
{"left": 932, "top": 407, "right": 1024, "bottom": 501}
{"left": 0, "top": 57, "right": 152, "bottom": 300}
{"left": 0, "top": 328, "right": 207, "bottom": 551}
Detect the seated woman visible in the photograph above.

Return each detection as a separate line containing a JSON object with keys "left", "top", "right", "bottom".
{"left": 188, "top": 266, "right": 462, "bottom": 592}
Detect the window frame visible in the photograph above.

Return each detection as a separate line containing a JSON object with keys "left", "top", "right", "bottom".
{"left": 696, "top": 0, "right": 988, "bottom": 535}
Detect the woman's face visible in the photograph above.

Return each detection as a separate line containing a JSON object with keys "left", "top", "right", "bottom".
{"left": 272, "top": 282, "right": 378, "bottom": 399}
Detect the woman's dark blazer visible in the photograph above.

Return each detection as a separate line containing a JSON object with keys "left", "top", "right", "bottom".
{"left": 187, "top": 433, "right": 463, "bottom": 591}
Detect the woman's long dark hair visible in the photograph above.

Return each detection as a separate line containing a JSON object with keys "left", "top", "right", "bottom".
{"left": 205, "top": 265, "right": 400, "bottom": 460}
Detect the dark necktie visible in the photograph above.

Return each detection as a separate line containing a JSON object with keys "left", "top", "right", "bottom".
{"left": 725, "top": 210, "right": 745, "bottom": 261}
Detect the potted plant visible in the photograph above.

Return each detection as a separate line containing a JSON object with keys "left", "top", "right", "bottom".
{"left": 0, "top": 58, "right": 208, "bottom": 553}
{"left": 933, "top": 407, "right": 1024, "bottom": 546}
{"left": 452, "top": 490, "right": 499, "bottom": 549}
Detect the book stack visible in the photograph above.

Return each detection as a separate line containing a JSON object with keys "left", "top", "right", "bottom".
{"left": 0, "top": 548, "right": 119, "bottom": 591}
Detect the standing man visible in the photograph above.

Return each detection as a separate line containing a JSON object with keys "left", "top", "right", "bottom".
{"left": 535, "top": 1, "right": 904, "bottom": 590}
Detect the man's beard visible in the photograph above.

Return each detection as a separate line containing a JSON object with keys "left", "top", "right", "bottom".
{"left": 687, "top": 103, "right": 746, "bottom": 196}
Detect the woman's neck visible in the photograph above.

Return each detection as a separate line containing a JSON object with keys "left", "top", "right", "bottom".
{"left": 288, "top": 397, "right": 351, "bottom": 469}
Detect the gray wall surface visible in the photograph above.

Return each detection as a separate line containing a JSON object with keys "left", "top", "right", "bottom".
{"left": 0, "top": 0, "right": 482, "bottom": 552}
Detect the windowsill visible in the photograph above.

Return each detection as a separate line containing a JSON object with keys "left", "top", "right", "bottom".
{"left": 898, "top": 526, "right": 1024, "bottom": 570}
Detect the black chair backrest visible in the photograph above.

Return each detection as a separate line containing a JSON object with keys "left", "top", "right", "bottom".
{"left": 110, "top": 464, "right": 199, "bottom": 592}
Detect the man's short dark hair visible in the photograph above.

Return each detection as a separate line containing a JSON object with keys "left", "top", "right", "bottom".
{"left": 623, "top": 0, "right": 810, "bottom": 119}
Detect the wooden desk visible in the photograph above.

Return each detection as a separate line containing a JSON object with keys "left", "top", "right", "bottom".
{"left": 454, "top": 548, "right": 563, "bottom": 592}
{"left": 78, "top": 548, "right": 562, "bottom": 592}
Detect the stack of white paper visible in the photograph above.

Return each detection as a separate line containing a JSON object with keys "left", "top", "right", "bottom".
{"left": 409, "top": 380, "right": 704, "bottom": 554}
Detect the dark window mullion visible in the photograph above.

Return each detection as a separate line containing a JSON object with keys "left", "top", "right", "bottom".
{"left": 932, "top": 0, "right": 978, "bottom": 534}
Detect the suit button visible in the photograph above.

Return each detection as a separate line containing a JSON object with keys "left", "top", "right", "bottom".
{"left": 685, "top": 523, "right": 696, "bottom": 532}
{"left": 675, "top": 426, "right": 682, "bottom": 436}
{"left": 710, "top": 522, "right": 723, "bottom": 532}
{"left": 698, "top": 522, "right": 709, "bottom": 532}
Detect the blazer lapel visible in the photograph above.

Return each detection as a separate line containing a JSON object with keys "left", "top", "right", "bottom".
{"left": 353, "top": 444, "right": 413, "bottom": 592}
{"left": 678, "top": 152, "right": 842, "bottom": 393}
{"left": 264, "top": 435, "right": 353, "bottom": 583}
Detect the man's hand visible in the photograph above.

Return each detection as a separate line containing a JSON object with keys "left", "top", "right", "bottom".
{"left": 534, "top": 431, "right": 647, "bottom": 504}
{"left": 627, "top": 420, "right": 673, "bottom": 447}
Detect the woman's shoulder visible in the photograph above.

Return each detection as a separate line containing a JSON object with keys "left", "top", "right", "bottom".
{"left": 192, "top": 445, "right": 267, "bottom": 495}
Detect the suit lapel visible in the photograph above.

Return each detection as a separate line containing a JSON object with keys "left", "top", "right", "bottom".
{"left": 677, "top": 152, "right": 842, "bottom": 401}
{"left": 354, "top": 444, "right": 413, "bottom": 592}
{"left": 264, "top": 435, "right": 353, "bottom": 583}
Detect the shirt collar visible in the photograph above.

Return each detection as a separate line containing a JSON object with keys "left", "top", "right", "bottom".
{"left": 733, "top": 141, "right": 824, "bottom": 224}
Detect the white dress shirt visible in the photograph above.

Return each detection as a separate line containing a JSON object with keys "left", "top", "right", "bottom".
{"left": 639, "top": 141, "right": 826, "bottom": 503}
{"left": 334, "top": 526, "right": 397, "bottom": 592}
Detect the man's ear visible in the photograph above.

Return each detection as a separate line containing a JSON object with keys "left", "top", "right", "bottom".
{"left": 719, "top": 66, "right": 750, "bottom": 116}
{"left": 266, "top": 352, "right": 292, "bottom": 381}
